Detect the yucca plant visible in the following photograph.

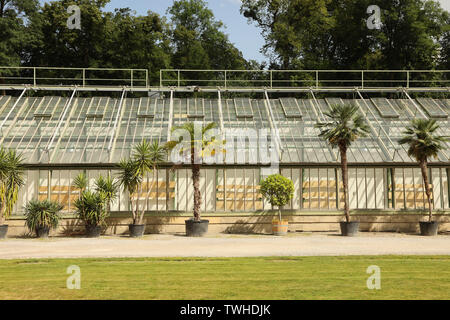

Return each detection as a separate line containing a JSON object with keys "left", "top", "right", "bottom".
{"left": 72, "top": 172, "right": 88, "bottom": 195}
{"left": 315, "top": 104, "right": 370, "bottom": 224}
{"left": 399, "top": 119, "right": 449, "bottom": 222}
{"left": 117, "top": 159, "right": 142, "bottom": 225}
{"left": 94, "top": 175, "right": 118, "bottom": 214}
{"left": 0, "top": 148, "right": 25, "bottom": 227}
{"left": 24, "top": 200, "right": 63, "bottom": 237}
{"left": 74, "top": 190, "right": 108, "bottom": 228}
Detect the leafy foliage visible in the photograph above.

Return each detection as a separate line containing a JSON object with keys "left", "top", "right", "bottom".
{"left": 399, "top": 119, "right": 449, "bottom": 163}
{"left": 315, "top": 104, "right": 370, "bottom": 151}
{"left": 0, "top": 148, "right": 25, "bottom": 224}
{"left": 74, "top": 190, "right": 108, "bottom": 227}
{"left": 260, "top": 174, "right": 294, "bottom": 209}
{"left": 72, "top": 172, "right": 88, "bottom": 192}
{"left": 24, "top": 199, "right": 64, "bottom": 233}
{"left": 117, "top": 140, "right": 167, "bottom": 225}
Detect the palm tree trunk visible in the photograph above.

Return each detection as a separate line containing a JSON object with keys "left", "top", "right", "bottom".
{"left": 192, "top": 164, "right": 202, "bottom": 221}
{"left": 340, "top": 145, "right": 350, "bottom": 223}
{"left": 420, "top": 160, "right": 433, "bottom": 222}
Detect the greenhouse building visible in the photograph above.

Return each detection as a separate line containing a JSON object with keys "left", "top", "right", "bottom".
{"left": 1, "top": 68, "right": 449, "bottom": 235}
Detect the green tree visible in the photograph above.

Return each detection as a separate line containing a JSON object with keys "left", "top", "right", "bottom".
{"left": 169, "top": 0, "right": 247, "bottom": 74}
{"left": 166, "top": 122, "right": 219, "bottom": 222}
{"left": 260, "top": 174, "right": 294, "bottom": 222}
{"left": 315, "top": 104, "right": 370, "bottom": 223}
{"left": 399, "top": 119, "right": 449, "bottom": 222}
{"left": 241, "top": 0, "right": 448, "bottom": 71}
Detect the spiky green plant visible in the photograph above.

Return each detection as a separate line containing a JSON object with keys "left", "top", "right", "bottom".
{"left": 94, "top": 175, "right": 119, "bottom": 214}
{"left": 117, "top": 159, "right": 142, "bottom": 225}
{"left": 74, "top": 190, "right": 108, "bottom": 227}
{"left": 166, "top": 122, "right": 218, "bottom": 221}
{"left": 315, "top": 104, "right": 370, "bottom": 223}
{"left": 72, "top": 172, "right": 88, "bottom": 194}
{"left": 0, "top": 148, "right": 25, "bottom": 226}
{"left": 399, "top": 119, "right": 449, "bottom": 222}
{"left": 24, "top": 200, "right": 64, "bottom": 235}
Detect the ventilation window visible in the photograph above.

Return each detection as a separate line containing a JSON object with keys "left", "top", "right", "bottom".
{"left": 416, "top": 98, "right": 448, "bottom": 119}
{"left": 371, "top": 98, "right": 400, "bottom": 118}
{"left": 187, "top": 98, "right": 205, "bottom": 119}
{"left": 34, "top": 113, "right": 52, "bottom": 120}
{"left": 280, "top": 98, "right": 303, "bottom": 119}
{"left": 86, "top": 113, "right": 103, "bottom": 120}
{"left": 234, "top": 98, "right": 253, "bottom": 118}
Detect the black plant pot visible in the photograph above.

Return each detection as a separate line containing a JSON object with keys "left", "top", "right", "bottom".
{"left": 0, "top": 225, "right": 8, "bottom": 239}
{"left": 185, "top": 219, "right": 209, "bottom": 237}
{"left": 86, "top": 225, "right": 102, "bottom": 238}
{"left": 129, "top": 224, "right": 145, "bottom": 238}
{"left": 36, "top": 226, "right": 50, "bottom": 238}
{"left": 340, "top": 222, "right": 360, "bottom": 237}
{"left": 419, "top": 221, "right": 439, "bottom": 236}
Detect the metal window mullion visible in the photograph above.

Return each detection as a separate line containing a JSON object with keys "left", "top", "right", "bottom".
{"left": 44, "top": 89, "right": 77, "bottom": 162}
{"left": 60, "top": 98, "right": 88, "bottom": 162}
{"left": 69, "top": 98, "right": 97, "bottom": 163}
{"left": 96, "top": 98, "right": 119, "bottom": 161}
{"left": 4, "top": 97, "right": 38, "bottom": 152}
{"left": 106, "top": 90, "right": 127, "bottom": 162}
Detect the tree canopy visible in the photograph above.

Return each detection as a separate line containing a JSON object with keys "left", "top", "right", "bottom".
{"left": 0, "top": 0, "right": 448, "bottom": 79}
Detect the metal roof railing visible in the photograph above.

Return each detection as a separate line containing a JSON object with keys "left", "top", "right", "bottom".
{"left": 0, "top": 66, "right": 148, "bottom": 88}
{"left": 160, "top": 69, "right": 450, "bottom": 89}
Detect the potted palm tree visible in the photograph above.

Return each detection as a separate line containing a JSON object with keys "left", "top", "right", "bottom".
{"left": 260, "top": 174, "right": 294, "bottom": 236}
{"left": 316, "top": 104, "right": 369, "bottom": 236}
{"left": 118, "top": 140, "right": 167, "bottom": 237}
{"left": 0, "top": 148, "right": 25, "bottom": 239}
{"left": 399, "top": 119, "right": 449, "bottom": 236}
{"left": 24, "top": 200, "right": 64, "bottom": 238}
{"left": 166, "top": 122, "right": 219, "bottom": 237}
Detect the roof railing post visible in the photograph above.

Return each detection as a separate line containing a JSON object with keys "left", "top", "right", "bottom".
{"left": 131, "top": 69, "right": 134, "bottom": 88}
{"left": 177, "top": 70, "right": 181, "bottom": 88}
{"left": 33, "top": 67, "right": 36, "bottom": 87}
{"left": 407, "top": 71, "right": 410, "bottom": 88}
{"left": 361, "top": 70, "right": 364, "bottom": 89}
{"left": 270, "top": 70, "right": 273, "bottom": 89}
{"left": 316, "top": 71, "right": 319, "bottom": 89}
{"left": 82, "top": 69, "right": 86, "bottom": 87}
{"left": 224, "top": 70, "right": 227, "bottom": 89}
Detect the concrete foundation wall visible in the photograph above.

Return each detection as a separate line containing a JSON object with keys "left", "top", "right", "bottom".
{"left": 5, "top": 210, "right": 450, "bottom": 237}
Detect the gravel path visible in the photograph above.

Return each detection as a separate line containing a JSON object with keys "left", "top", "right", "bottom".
{"left": 1, "top": 233, "right": 449, "bottom": 259}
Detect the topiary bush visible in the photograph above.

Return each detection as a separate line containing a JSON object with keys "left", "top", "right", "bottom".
{"left": 260, "top": 174, "right": 294, "bottom": 221}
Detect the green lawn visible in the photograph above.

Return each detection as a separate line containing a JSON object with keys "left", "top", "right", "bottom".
{"left": 0, "top": 256, "right": 449, "bottom": 300}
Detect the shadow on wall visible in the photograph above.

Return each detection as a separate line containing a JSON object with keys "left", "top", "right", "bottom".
{"left": 223, "top": 211, "right": 278, "bottom": 235}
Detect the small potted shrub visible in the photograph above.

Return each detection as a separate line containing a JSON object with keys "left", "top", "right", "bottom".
{"left": 24, "top": 200, "right": 64, "bottom": 238}
{"left": 260, "top": 174, "right": 294, "bottom": 236}
{"left": 74, "top": 190, "right": 108, "bottom": 238}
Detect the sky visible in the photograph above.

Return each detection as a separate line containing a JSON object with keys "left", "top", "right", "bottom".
{"left": 41, "top": 0, "right": 450, "bottom": 64}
